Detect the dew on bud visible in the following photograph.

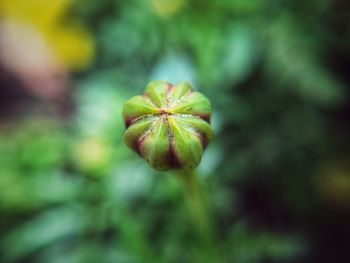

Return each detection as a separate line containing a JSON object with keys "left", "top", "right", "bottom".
{"left": 123, "top": 81, "right": 213, "bottom": 171}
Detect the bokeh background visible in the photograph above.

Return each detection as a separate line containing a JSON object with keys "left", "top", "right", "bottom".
{"left": 1, "top": 0, "right": 350, "bottom": 262}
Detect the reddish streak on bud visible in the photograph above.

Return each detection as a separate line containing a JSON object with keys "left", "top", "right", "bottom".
{"left": 168, "top": 143, "right": 181, "bottom": 169}
{"left": 167, "top": 83, "right": 174, "bottom": 94}
{"left": 197, "top": 133, "right": 208, "bottom": 149}
{"left": 194, "top": 114, "right": 210, "bottom": 123}
{"left": 165, "top": 116, "right": 181, "bottom": 169}
{"left": 135, "top": 133, "right": 149, "bottom": 155}
{"left": 124, "top": 118, "right": 133, "bottom": 128}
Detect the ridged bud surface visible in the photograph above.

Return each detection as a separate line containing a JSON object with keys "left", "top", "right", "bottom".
{"left": 123, "top": 80, "right": 213, "bottom": 171}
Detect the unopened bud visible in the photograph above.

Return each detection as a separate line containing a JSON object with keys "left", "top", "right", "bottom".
{"left": 123, "top": 80, "right": 213, "bottom": 171}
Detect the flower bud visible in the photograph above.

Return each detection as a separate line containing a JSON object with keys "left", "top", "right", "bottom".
{"left": 123, "top": 80, "right": 213, "bottom": 171}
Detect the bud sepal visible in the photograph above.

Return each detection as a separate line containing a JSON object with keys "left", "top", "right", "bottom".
{"left": 123, "top": 81, "right": 213, "bottom": 171}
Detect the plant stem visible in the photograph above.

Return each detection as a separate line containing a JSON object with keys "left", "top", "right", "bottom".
{"left": 177, "top": 169, "right": 208, "bottom": 233}
{"left": 177, "top": 169, "right": 219, "bottom": 262}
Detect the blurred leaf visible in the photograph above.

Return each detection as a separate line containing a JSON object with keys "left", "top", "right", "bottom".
{"left": 227, "top": 223, "right": 305, "bottom": 263}
{"left": 219, "top": 25, "right": 259, "bottom": 86}
{"left": 106, "top": 162, "right": 154, "bottom": 202}
{"left": 266, "top": 19, "right": 345, "bottom": 106}
{"left": 1, "top": 206, "right": 85, "bottom": 262}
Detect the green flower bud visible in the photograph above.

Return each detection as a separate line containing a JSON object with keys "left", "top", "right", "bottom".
{"left": 123, "top": 80, "right": 213, "bottom": 171}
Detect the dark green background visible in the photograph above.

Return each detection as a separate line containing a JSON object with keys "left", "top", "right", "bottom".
{"left": 1, "top": 0, "right": 350, "bottom": 262}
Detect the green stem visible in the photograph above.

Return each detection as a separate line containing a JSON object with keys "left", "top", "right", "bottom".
{"left": 177, "top": 169, "right": 208, "bottom": 233}
{"left": 176, "top": 169, "right": 219, "bottom": 263}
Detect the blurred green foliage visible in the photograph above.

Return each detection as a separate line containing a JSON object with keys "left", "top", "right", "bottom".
{"left": 1, "top": 0, "right": 350, "bottom": 262}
